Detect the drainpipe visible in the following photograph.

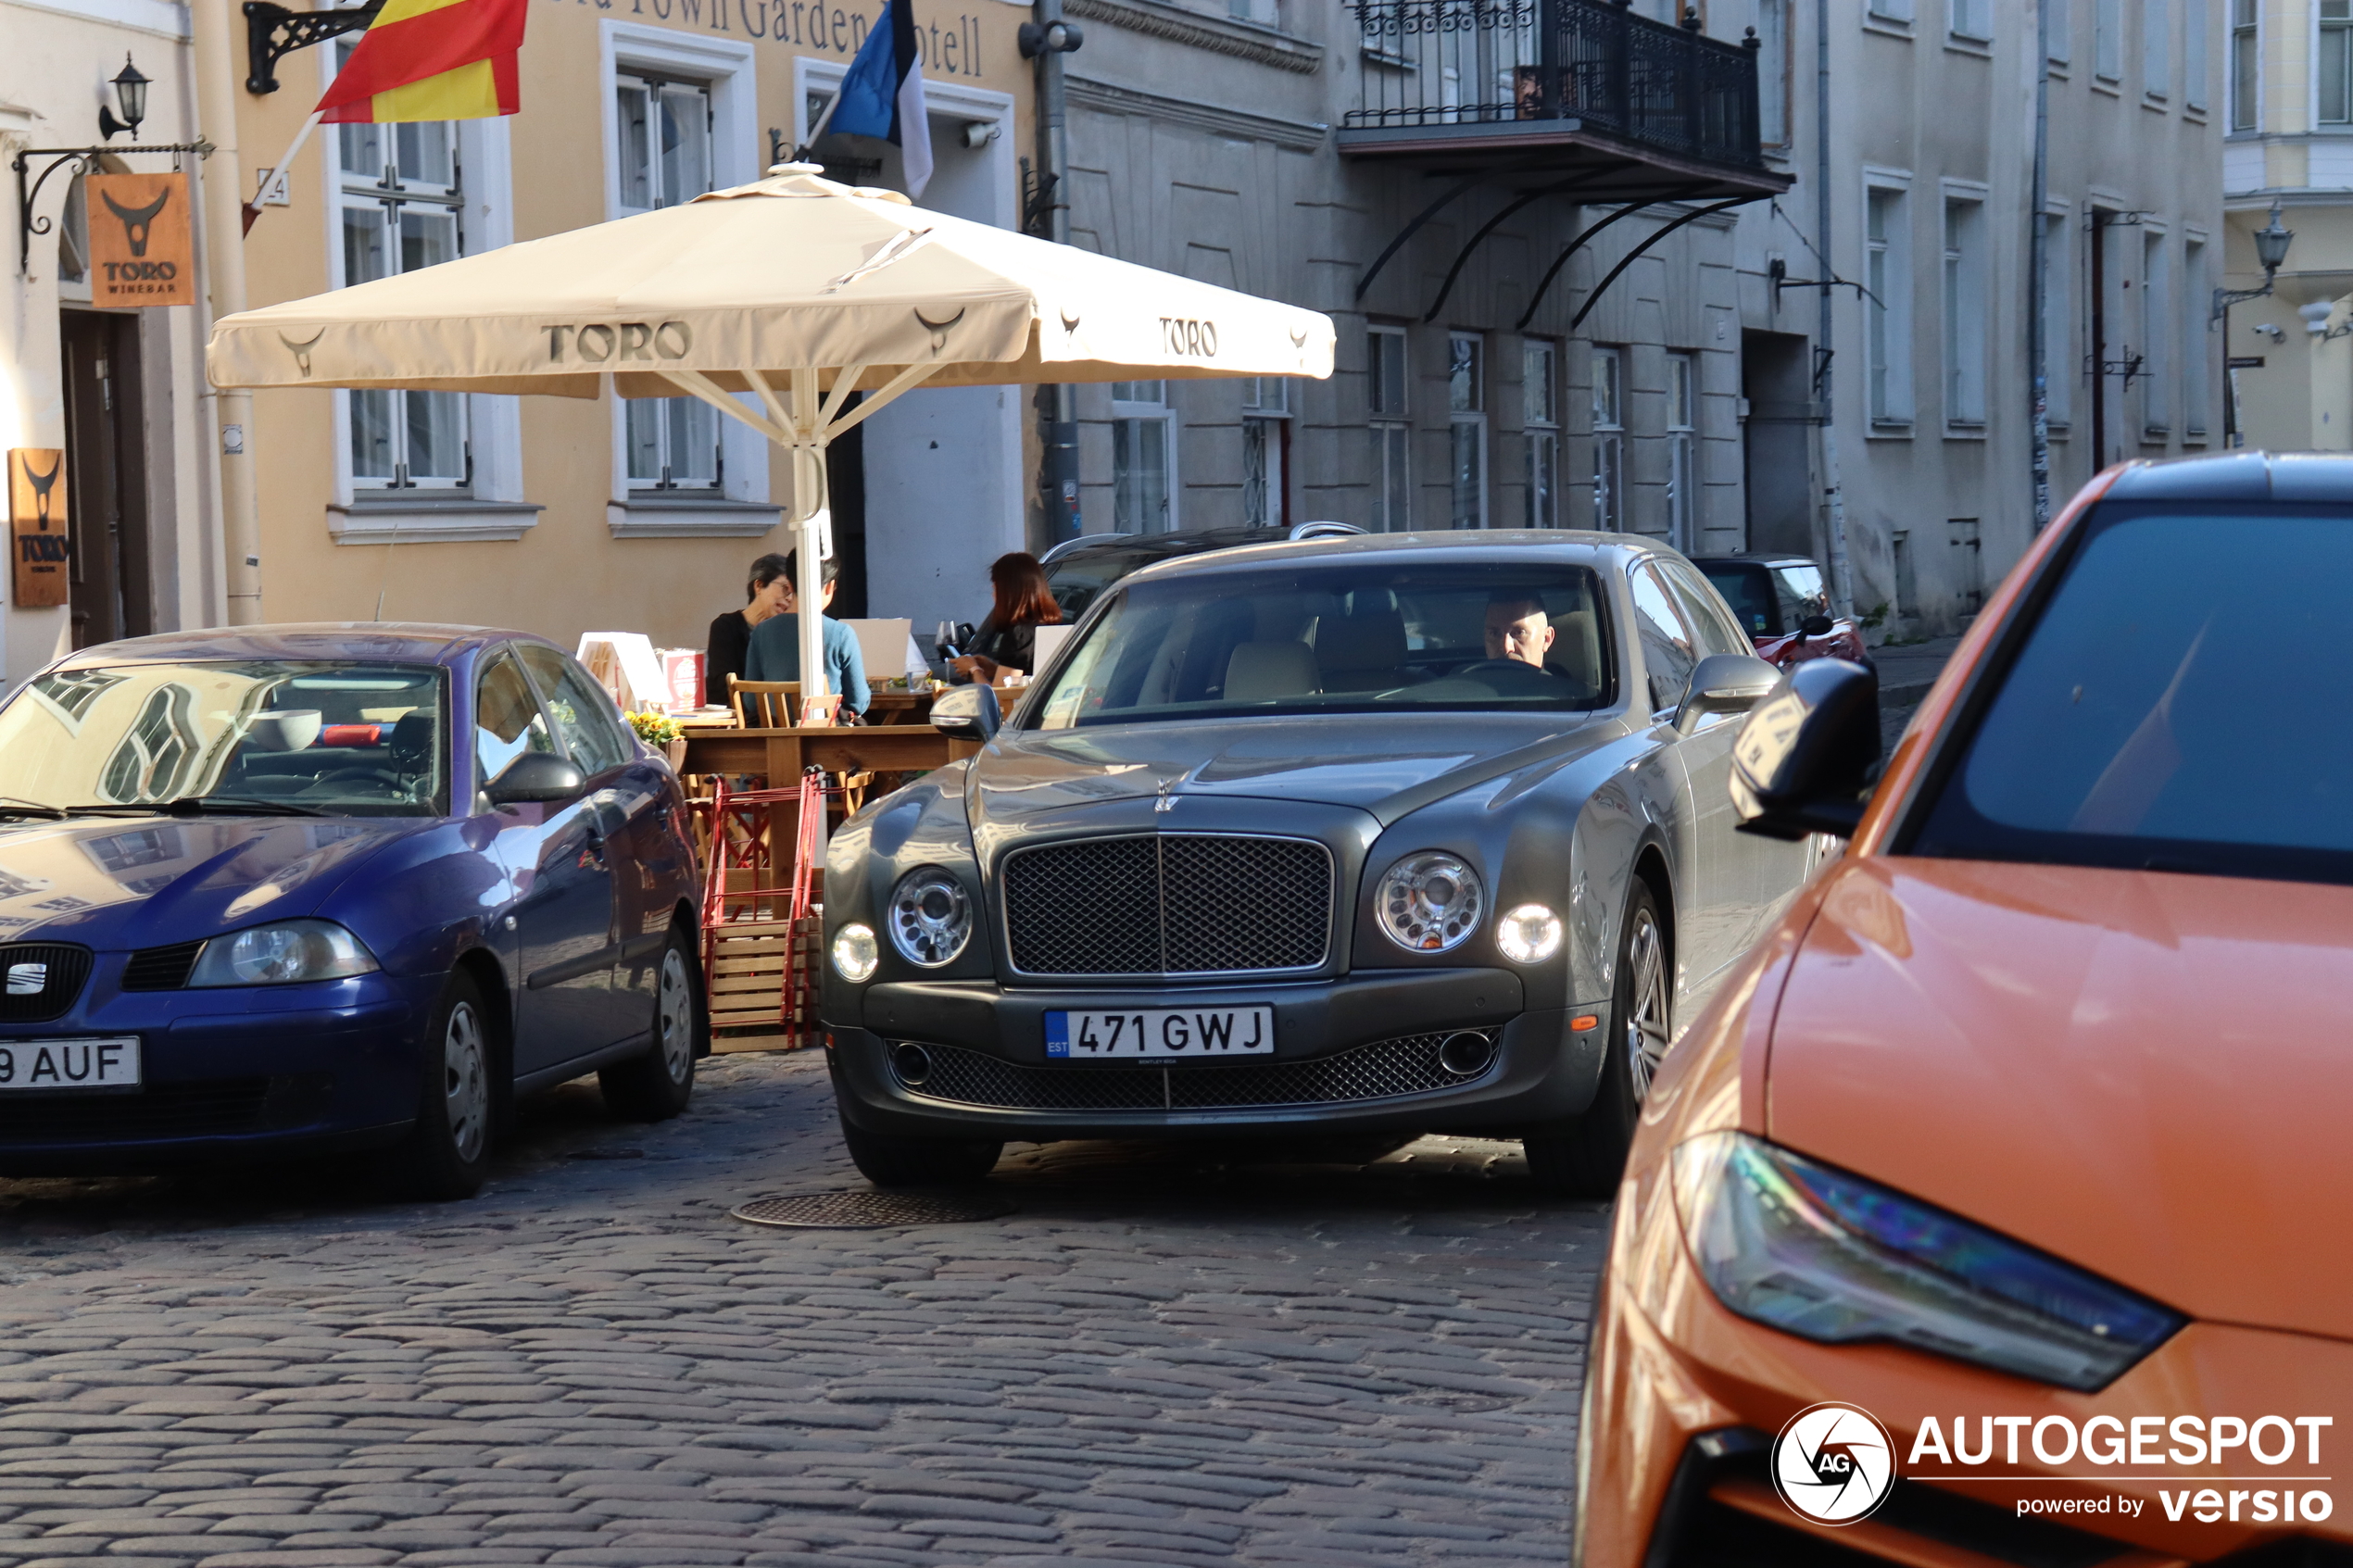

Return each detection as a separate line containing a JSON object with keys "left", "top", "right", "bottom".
{"left": 1814, "top": 0, "right": 1851, "bottom": 617}
{"left": 1026, "top": 0, "right": 1081, "bottom": 546}
{"left": 192, "top": 0, "right": 261, "bottom": 625}
{"left": 2028, "top": 0, "right": 2052, "bottom": 530}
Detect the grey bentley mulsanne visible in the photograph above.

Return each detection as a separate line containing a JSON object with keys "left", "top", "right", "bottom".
{"left": 820, "top": 532, "right": 1822, "bottom": 1195}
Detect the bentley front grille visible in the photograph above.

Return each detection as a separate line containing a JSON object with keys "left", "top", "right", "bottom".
{"left": 1000, "top": 834, "right": 1333, "bottom": 976}
{"left": 889, "top": 1031, "right": 1493, "bottom": 1113}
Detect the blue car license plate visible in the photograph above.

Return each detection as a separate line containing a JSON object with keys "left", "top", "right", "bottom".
{"left": 1046, "top": 1008, "right": 1274, "bottom": 1060}
{"left": 0, "top": 1036, "right": 140, "bottom": 1091}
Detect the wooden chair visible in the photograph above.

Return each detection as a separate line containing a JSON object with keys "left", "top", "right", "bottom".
{"left": 728, "top": 675, "right": 799, "bottom": 730}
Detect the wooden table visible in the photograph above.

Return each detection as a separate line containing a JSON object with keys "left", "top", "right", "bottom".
{"left": 680, "top": 722, "right": 976, "bottom": 780}
{"left": 863, "top": 689, "right": 937, "bottom": 725}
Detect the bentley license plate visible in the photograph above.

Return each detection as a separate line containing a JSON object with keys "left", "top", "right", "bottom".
{"left": 1045, "top": 1008, "right": 1274, "bottom": 1060}
{"left": 0, "top": 1037, "right": 141, "bottom": 1092}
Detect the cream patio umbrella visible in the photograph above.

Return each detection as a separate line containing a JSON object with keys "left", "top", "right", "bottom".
{"left": 207, "top": 162, "right": 1336, "bottom": 710}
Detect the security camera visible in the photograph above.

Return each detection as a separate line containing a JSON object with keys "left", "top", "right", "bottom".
{"left": 2300, "top": 300, "right": 2337, "bottom": 334}
{"left": 2253, "top": 322, "right": 2285, "bottom": 343}
{"left": 962, "top": 120, "right": 1000, "bottom": 150}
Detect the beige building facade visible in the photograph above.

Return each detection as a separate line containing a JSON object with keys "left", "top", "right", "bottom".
{"left": 3, "top": 0, "right": 219, "bottom": 683}
{"left": 2220, "top": 0, "right": 2353, "bottom": 449}
{"left": 229, "top": 0, "right": 1036, "bottom": 655}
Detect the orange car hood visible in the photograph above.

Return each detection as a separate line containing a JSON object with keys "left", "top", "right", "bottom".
{"left": 1768, "top": 858, "right": 2353, "bottom": 1341}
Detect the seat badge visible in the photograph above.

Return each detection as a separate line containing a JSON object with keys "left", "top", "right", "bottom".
{"left": 5, "top": 962, "right": 45, "bottom": 996}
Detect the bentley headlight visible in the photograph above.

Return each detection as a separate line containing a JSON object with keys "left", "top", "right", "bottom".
{"left": 1671, "top": 1131, "right": 2183, "bottom": 1391}
{"left": 1376, "top": 852, "right": 1484, "bottom": 953}
{"left": 1495, "top": 903, "right": 1562, "bottom": 964}
{"left": 831, "top": 922, "right": 879, "bottom": 983}
{"left": 887, "top": 867, "right": 974, "bottom": 967}
{"left": 187, "top": 920, "right": 379, "bottom": 986}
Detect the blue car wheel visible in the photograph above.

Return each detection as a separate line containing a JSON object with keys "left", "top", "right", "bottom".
{"left": 380, "top": 971, "right": 497, "bottom": 1200}
{"left": 598, "top": 927, "right": 699, "bottom": 1123}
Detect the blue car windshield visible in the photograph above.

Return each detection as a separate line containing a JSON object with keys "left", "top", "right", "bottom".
{"left": 1027, "top": 562, "right": 1613, "bottom": 729}
{"left": 1908, "top": 504, "right": 2353, "bottom": 884}
{"left": 0, "top": 661, "right": 448, "bottom": 817}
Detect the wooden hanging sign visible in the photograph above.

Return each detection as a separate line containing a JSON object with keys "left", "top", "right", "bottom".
{"left": 85, "top": 171, "right": 195, "bottom": 308}
{"left": 8, "top": 450, "right": 70, "bottom": 608}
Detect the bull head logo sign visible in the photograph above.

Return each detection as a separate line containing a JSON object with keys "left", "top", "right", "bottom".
{"left": 19, "top": 455, "right": 60, "bottom": 531}
{"left": 914, "top": 307, "right": 965, "bottom": 356}
{"left": 101, "top": 188, "right": 170, "bottom": 257}
{"left": 279, "top": 330, "right": 326, "bottom": 377}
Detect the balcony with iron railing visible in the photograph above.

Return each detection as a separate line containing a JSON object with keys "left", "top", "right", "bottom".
{"left": 1340, "top": 0, "right": 1786, "bottom": 198}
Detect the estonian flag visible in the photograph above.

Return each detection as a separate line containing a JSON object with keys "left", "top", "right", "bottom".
{"left": 827, "top": 0, "right": 933, "bottom": 199}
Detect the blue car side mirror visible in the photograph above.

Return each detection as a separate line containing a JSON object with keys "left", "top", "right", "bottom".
{"left": 485, "top": 752, "right": 586, "bottom": 807}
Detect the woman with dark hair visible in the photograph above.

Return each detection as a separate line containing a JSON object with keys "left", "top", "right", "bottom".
{"left": 705, "top": 552, "right": 792, "bottom": 707}
{"left": 951, "top": 552, "right": 1064, "bottom": 684}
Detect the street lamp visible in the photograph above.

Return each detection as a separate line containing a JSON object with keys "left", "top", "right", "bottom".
{"left": 2213, "top": 200, "right": 2294, "bottom": 320}
{"left": 97, "top": 55, "right": 149, "bottom": 142}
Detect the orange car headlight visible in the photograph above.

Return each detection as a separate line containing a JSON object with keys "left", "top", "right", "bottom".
{"left": 1669, "top": 1131, "right": 2183, "bottom": 1393}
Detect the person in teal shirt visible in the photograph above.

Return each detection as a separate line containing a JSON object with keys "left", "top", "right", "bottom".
{"left": 742, "top": 553, "right": 870, "bottom": 718}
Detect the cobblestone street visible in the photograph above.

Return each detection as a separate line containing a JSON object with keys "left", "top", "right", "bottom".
{"left": 0, "top": 1051, "right": 1604, "bottom": 1568}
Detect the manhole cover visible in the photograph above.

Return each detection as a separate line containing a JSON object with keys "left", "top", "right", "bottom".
{"left": 729, "top": 1189, "right": 1016, "bottom": 1229}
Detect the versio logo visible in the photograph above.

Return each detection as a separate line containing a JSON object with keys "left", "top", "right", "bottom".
{"left": 1772, "top": 1402, "right": 1898, "bottom": 1525}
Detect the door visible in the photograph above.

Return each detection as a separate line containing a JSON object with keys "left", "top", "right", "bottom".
{"left": 1626, "top": 560, "right": 1728, "bottom": 1015}
{"left": 57, "top": 311, "right": 152, "bottom": 649}
{"left": 477, "top": 650, "right": 623, "bottom": 1076}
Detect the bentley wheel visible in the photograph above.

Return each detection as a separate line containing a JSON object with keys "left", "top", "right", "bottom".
{"left": 838, "top": 1110, "right": 1003, "bottom": 1187}
{"left": 601, "top": 929, "right": 702, "bottom": 1123}
{"left": 380, "top": 972, "right": 497, "bottom": 1201}
{"left": 1524, "top": 881, "right": 1670, "bottom": 1199}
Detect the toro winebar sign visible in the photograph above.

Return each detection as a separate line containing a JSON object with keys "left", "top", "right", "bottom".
{"left": 84, "top": 171, "right": 195, "bottom": 308}
{"left": 8, "top": 450, "right": 70, "bottom": 608}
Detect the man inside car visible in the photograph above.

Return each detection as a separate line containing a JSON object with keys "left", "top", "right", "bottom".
{"left": 1484, "top": 592, "right": 1559, "bottom": 669}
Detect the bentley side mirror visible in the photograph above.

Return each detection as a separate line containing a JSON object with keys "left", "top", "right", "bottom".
{"left": 1730, "top": 659, "right": 1881, "bottom": 840}
{"left": 1676, "top": 653, "right": 1783, "bottom": 735}
{"left": 931, "top": 682, "right": 1001, "bottom": 742}
{"left": 1800, "top": 613, "right": 1835, "bottom": 637}
{"left": 485, "top": 752, "right": 586, "bottom": 807}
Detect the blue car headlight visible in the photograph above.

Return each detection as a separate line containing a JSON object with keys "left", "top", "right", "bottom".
{"left": 187, "top": 920, "right": 380, "bottom": 987}
{"left": 1670, "top": 1131, "right": 2182, "bottom": 1391}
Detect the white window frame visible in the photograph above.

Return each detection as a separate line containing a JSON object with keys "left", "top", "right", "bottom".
{"left": 2183, "top": 232, "right": 2210, "bottom": 439}
{"left": 2042, "top": 201, "right": 2073, "bottom": 430}
{"left": 1864, "top": 169, "right": 1915, "bottom": 430}
{"left": 1868, "top": 0, "right": 1913, "bottom": 23}
{"left": 2322, "top": 0, "right": 2353, "bottom": 123}
{"left": 1948, "top": 0, "right": 1991, "bottom": 44}
{"left": 317, "top": 44, "right": 534, "bottom": 545}
{"left": 1447, "top": 332, "right": 1488, "bottom": 530}
{"left": 2096, "top": 0, "right": 2123, "bottom": 81}
{"left": 2230, "top": 0, "right": 2259, "bottom": 127}
{"left": 1524, "top": 338, "right": 1560, "bottom": 528}
{"left": 2141, "top": 225, "right": 2171, "bottom": 437}
{"left": 2184, "top": 0, "right": 2208, "bottom": 107}
{"left": 1112, "top": 381, "right": 1177, "bottom": 533}
{"left": 1591, "top": 345, "right": 1625, "bottom": 531}
{"left": 1754, "top": 0, "right": 1792, "bottom": 144}
{"left": 1666, "top": 351, "right": 1698, "bottom": 553}
{"left": 1368, "top": 324, "right": 1412, "bottom": 532}
{"left": 1241, "top": 378, "right": 1292, "bottom": 528}
{"left": 1942, "top": 184, "right": 1989, "bottom": 430}
{"left": 599, "top": 22, "right": 774, "bottom": 539}
{"left": 2049, "top": 0, "right": 2071, "bottom": 64}
{"left": 2144, "top": 0, "right": 2171, "bottom": 99}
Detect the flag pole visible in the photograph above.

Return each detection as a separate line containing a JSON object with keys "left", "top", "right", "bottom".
{"left": 243, "top": 109, "right": 324, "bottom": 234}
{"left": 791, "top": 87, "right": 847, "bottom": 162}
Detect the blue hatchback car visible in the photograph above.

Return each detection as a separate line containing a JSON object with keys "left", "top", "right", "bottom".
{"left": 0, "top": 624, "right": 706, "bottom": 1198}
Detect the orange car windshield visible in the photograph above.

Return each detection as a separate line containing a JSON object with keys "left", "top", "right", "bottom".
{"left": 1907, "top": 503, "right": 2353, "bottom": 883}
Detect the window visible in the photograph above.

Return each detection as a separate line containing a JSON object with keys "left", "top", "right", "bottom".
{"left": 1755, "top": 0, "right": 1792, "bottom": 143}
{"left": 2325, "top": 0, "right": 2353, "bottom": 122}
{"left": 1867, "top": 184, "right": 1912, "bottom": 425}
{"left": 1658, "top": 558, "right": 1753, "bottom": 659}
{"left": 2230, "top": 0, "right": 2257, "bottom": 126}
{"left": 1592, "top": 346, "right": 1625, "bottom": 531}
{"left": 2144, "top": 0, "right": 2170, "bottom": 96}
{"left": 2142, "top": 232, "right": 2171, "bottom": 435}
{"left": 1943, "top": 195, "right": 1987, "bottom": 426}
{"left": 2049, "top": 0, "right": 2071, "bottom": 62}
{"left": 517, "top": 645, "right": 631, "bottom": 776}
{"left": 1448, "top": 332, "right": 1487, "bottom": 529}
{"left": 1667, "top": 353, "right": 1698, "bottom": 552}
{"left": 1950, "top": 0, "right": 1991, "bottom": 42}
{"left": 1242, "top": 378, "right": 1291, "bottom": 528}
{"left": 2184, "top": 238, "right": 2210, "bottom": 436}
{"left": 1628, "top": 563, "right": 1698, "bottom": 713}
{"left": 1524, "top": 340, "right": 1559, "bottom": 528}
{"left": 1869, "top": 0, "right": 1913, "bottom": 21}
{"left": 474, "top": 654, "right": 557, "bottom": 793}
{"left": 617, "top": 71, "right": 720, "bottom": 492}
{"left": 1113, "top": 382, "right": 1176, "bottom": 533}
{"left": 2096, "top": 0, "right": 2122, "bottom": 79}
{"left": 2184, "top": 0, "right": 2207, "bottom": 106}
{"left": 1368, "top": 327, "right": 1411, "bottom": 532}
{"left": 2042, "top": 210, "right": 2072, "bottom": 427}
{"left": 337, "top": 75, "right": 468, "bottom": 492}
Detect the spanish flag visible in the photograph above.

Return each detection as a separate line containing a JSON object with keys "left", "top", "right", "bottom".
{"left": 316, "top": 0, "right": 529, "bottom": 124}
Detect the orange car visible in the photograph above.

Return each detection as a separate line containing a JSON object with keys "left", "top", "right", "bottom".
{"left": 1579, "top": 452, "right": 2353, "bottom": 1566}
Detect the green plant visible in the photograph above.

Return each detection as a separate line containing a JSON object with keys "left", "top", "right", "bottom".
{"left": 627, "top": 709, "right": 684, "bottom": 747}
{"left": 1856, "top": 601, "right": 1892, "bottom": 631}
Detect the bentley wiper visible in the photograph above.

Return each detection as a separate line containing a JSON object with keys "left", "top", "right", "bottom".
{"left": 0, "top": 797, "right": 66, "bottom": 820}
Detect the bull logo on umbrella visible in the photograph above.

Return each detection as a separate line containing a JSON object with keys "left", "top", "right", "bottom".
{"left": 100, "top": 187, "right": 170, "bottom": 258}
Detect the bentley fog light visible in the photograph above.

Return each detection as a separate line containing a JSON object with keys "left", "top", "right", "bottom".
{"left": 887, "top": 867, "right": 974, "bottom": 967}
{"left": 1671, "top": 1131, "right": 2183, "bottom": 1391}
{"left": 1376, "top": 852, "right": 1484, "bottom": 952}
{"left": 831, "top": 922, "right": 879, "bottom": 983}
{"left": 187, "top": 920, "right": 378, "bottom": 986}
{"left": 1495, "top": 903, "right": 1563, "bottom": 963}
